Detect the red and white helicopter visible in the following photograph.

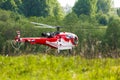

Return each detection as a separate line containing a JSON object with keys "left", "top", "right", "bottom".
{"left": 12, "top": 22, "right": 78, "bottom": 53}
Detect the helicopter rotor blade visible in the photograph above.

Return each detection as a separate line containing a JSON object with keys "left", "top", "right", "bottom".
{"left": 31, "top": 22, "right": 62, "bottom": 31}
{"left": 34, "top": 26, "right": 55, "bottom": 28}
{"left": 31, "top": 22, "right": 55, "bottom": 28}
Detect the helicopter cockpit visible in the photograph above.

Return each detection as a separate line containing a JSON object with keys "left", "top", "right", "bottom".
{"left": 41, "top": 32, "right": 53, "bottom": 37}
{"left": 65, "top": 32, "right": 78, "bottom": 45}
{"left": 41, "top": 32, "right": 60, "bottom": 38}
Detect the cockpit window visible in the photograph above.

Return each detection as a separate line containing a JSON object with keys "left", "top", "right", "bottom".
{"left": 74, "top": 36, "right": 78, "bottom": 45}
{"left": 66, "top": 34, "right": 73, "bottom": 39}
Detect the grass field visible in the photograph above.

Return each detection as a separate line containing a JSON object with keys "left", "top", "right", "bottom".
{"left": 0, "top": 54, "right": 120, "bottom": 80}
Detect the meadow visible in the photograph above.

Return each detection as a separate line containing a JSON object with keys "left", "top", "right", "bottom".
{"left": 0, "top": 54, "right": 120, "bottom": 80}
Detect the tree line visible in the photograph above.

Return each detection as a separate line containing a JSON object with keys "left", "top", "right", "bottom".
{"left": 0, "top": 0, "right": 64, "bottom": 18}
{"left": 0, "top": 0, "right": 120, "bottom": 58}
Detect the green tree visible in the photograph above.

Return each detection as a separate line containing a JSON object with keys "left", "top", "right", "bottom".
{"left": 73, "top": 0, "right": 97, "bottom": 17}
{"left": 0, "top": 0, "right": 4, "bottom": 5}
{"left": 0, "top": 0, "right": 64, "bottom": 18}
{"left": 46, "top": 0, "right": 64, "bottom": 19}
{"left": 20, "top": 0, "right": 64, "bottom": 18}
{"left": 73, "top": 0, "right": 91, "bottom": 16}
{"left": 97, "top": 0, "right": 112, "bottom": 14}
{"left": 0, "top": 0, "right": 18, "bottom": 12}
{"left": 105, "top": 17, "right": 120, "bottom": 50}
{"left": 63, "top": 12, "right": 78, "bottom": 30}
{"left": 20, "top": 0, "right": 46, "bottom": 17}
{"left": 96, "top": 12, "right": 108, "bottom": 25}
{"left": 14, "top": 0, "right": 22, "bottom": 13}
{"left": 117, "top": 8, "right": 120, "bottom": 17}
{"left": 89, "top": 0, "right": 98, "bottom": 17}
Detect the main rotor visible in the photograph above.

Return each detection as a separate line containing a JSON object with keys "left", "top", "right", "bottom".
{"left": 31, "top": 22, "right": 61, "bottom": 32}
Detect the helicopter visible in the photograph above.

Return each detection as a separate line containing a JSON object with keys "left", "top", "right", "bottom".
{"left": 12, "top": 22, "right": 78, "bottom": 53}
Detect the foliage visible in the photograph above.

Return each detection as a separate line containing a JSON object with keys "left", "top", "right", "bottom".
{"left": 89, "top": 0, "right": 98, "bottom": 17}
{"left": 63, "top": 12, "right": 78, "bottom": 31}
{"left": 73, "top": 0, "right": 91, "bottom": 16}
{"left": 73, "top": 0, "right": 97, "bottom": 17}
{"left": 0, "top": 54, "right": 120, "bottom": 80}
{"left": 20, "top": 0, "right": 47, "bottom": 17}
{"left": 73, "top": 0, "right": 112, "bottom": 17}
{"left": 117, "top": 8, "right": 120, "bottom": 17}
{"left": 0, "top": 0, "right": 18, "bottom": 12}
{"left": 97, "top": 0, "right": 112, "bottom": 14}
{"left": 96, "top": 12, "right": 109, "bottom": 25}
{"left": 105, "top": 17, "right": 120, "bottom": 50}
{"left": 0, "top": 0, "right": 64, "bottom": 18}
{"left": 46, "top": 0, "right": 65, "bottom": 19}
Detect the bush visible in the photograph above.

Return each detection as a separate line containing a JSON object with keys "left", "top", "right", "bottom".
{"left": 105, "top": 17, "right": 120, "bottom": 50}
{"left": 96, "top": 13, "right": 108, "bottom": 25}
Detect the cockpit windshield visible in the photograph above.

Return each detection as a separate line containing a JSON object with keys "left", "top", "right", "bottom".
{"left": 65, "top": 32, "right": 78, "bottom": 45}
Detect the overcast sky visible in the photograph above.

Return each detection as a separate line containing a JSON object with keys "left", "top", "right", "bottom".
{"left": 58, "top": 0, "right": 120, "bottom": 8}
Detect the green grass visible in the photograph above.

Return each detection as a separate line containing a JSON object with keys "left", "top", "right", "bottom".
{"left": 0, "top": 54, "right": 120, "bottom": 80}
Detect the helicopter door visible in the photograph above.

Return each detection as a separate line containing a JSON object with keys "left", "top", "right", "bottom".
{"left": 57, "top": 38, "right": 72, "bottom": 51}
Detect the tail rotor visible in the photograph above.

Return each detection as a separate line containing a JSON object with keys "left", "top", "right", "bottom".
{"left": 11, "top": 31, "right": 22, "bottom": 50}
{"left": 15, "top": 31, "right": 21, "bottom": 41}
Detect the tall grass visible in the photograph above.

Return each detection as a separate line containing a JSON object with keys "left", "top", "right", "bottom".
{"left": 0, "top": 54, "right": 120, "bottom": 80}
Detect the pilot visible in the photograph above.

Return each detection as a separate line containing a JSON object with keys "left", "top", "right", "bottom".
{"left": 41, "top": 32, "right": 54, "bottom": 38}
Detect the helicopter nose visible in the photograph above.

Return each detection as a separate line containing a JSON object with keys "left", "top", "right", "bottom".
{"left": 74, "top": 36, "right": 78, "bottom": 45}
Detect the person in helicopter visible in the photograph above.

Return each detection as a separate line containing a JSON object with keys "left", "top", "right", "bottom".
{"left": 41, "top": 32, "right": 55, "bottom": 38}
{"left": 41, "top": 31, "right": 60, "bottom": 38}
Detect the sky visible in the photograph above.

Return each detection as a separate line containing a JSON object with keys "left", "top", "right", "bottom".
{"left": 114, "top": 0, "right": 120, "bottom": 8}
{"left": 58, "top": 0, "right": 76, "bottom": 7}
{"left": 58, "top": 0, "right": 120, "bottom": 8}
